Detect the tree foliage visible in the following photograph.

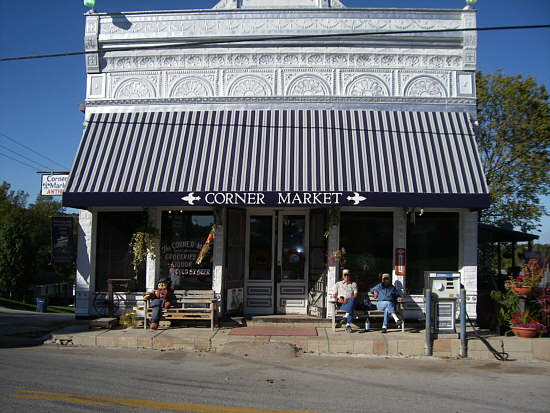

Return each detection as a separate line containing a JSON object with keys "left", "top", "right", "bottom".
{"left": 0, "top": 181, "right": 76, "bottom": 299}
{"left": 476, "top": 71, "right": 550, "bottom": 232}
{"left": 0, "top": 223, "right": 33, "bottom": 299}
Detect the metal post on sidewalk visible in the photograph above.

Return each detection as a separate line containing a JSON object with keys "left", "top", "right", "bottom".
{"left": 460, "top": 288, "right": 467, "bottom": 358}
{"left": 144, "top": 299, "right": 148, "bottom": 331}
{"left": 425, "top": 288, "right": 432, "bottom": 356}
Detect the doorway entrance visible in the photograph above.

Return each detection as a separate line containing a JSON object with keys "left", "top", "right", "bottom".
{"left": 244, "top": 210, "right": 309, "bottom": 315}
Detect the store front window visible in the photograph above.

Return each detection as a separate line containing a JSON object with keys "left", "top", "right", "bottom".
{"left": 96, "top": 211, "right": 148, "bottom": 291}
{"left": 339, "top": 212, "right": 394, "bottom": 293}
{"left": 406, "top": 212, "right": 459, "bottom": 293}
{"left": 160, "top": 211, "right": 214, "bottom": 290}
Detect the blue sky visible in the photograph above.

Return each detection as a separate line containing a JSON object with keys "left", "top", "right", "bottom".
{"left": 0, "top": 0, "right": 549, "bottom": 242}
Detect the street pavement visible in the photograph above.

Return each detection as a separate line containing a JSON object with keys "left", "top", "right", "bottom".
{"left": 0, "top": 307, "right": 77, "bottom": 348}
{"left": 1, "top": 344, "right": 549, "bottom": 413}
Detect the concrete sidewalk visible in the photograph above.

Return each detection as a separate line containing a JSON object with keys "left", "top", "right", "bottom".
{"left": 44, "top": 323, "right": 550, "bottom": 362}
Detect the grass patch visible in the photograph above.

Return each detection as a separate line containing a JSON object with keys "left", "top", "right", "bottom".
{"left": 0, "top": 297, "right": 74, "bottom": 313}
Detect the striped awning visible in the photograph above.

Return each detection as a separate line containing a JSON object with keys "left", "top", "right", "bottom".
{"left": 63, "top": 110, "right": 490, "bottom": 208}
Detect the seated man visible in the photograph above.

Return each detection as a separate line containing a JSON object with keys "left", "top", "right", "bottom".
{"left": 332, "top": 269, "right": 358, "bottom": 333}
{"left": 369, "top": 273, "right": 403, "bottom": 333}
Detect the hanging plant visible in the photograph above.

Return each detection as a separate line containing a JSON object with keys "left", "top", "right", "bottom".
{"left": 324, "top": 207, "right": 341, "bottom": 238}
{"left": 129, "top": 226, "right": 158, "bottom": 280}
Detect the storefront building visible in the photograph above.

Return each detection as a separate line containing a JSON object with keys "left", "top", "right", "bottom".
{"left": 64, "top": 0, "right": 489, "bottom": 320}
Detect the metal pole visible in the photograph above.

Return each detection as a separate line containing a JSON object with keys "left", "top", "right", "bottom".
{"left": 460, "top": 288, "right": 467, "bottom": 358}
{"left": 144, "top": 299, "right": 148, "bottom": 331}
{"left": 425, "top": 288, "right": 432, "bottom": 356}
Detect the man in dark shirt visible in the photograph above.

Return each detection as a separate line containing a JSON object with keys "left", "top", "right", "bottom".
{"left": 369, "top": 273, "right": 403, "bottom": 333}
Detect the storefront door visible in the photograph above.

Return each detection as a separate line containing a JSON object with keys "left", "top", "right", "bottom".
{"left": 245, "top": 210, "right": 309, "bottom": 315}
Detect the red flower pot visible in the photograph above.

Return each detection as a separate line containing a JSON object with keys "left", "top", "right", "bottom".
{"left": 511, "top": 286, "right": 533, "bottom": 296}
{"left": 511, "top": 326, "right": 538, "bottom": 338}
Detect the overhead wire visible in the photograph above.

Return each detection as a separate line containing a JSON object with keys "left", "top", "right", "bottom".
{"left": 0, "top": 143, "right": 52, "bottom": 171}
{"left": 0, "top": 24, "right": 549, "bottom": 62}
{"left": 0, "top": 131, "right": 69, "bottom": 170}
{"left": 0, "top": 151, "right": 40, "bottom": 171}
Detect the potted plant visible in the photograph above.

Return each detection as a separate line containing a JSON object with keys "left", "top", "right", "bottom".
{"left": 128, "top": 226, "right": 158, "bottom": 281}
{"left": 504, "top": 261, "right": 543, "bottom": 297}
{"left": 509, "top": 309, "right": 547, "bottom": 338}
{"left": 490, "top": 289, "right": 518, "bottom": 335}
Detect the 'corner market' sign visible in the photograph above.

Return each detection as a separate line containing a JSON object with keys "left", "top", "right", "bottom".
{"left": 181, "top": 191, "right": 367, "bottom": 207}
{"left": 41, "top": 174, "right": 69, "bottom": 196}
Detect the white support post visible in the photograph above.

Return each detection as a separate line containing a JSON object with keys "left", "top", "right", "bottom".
{"left": 75, "top": 209, "right": 97, "bottom": 317}
{"left": 326, "top": 210, "right": 340, "bottom": 318}
{"left": 393, "top": 208, "right": 407, "bottom": 292}
{"left": 146, "top": 208, "right": 161, "bottom": 291}
{"left": 212, "top": 208, "right": 226, "bottom": 317}
{"left": 460, "top": 210, "right": 479, "bottom": 319}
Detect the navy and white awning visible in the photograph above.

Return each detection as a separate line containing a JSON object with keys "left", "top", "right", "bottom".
{"left": 63, "top": 110, "right": 490, "bottom": 208}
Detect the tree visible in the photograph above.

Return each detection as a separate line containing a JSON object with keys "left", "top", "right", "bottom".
{"left": 476, "top": 71, "right": 550, "bottom": 232}
{"left": 0, "top": 181, "right": 28, "bottom": 228}
{"left": 0, "top": 223, "right": 33, "bottom": 299}
{"left": 27, "top": 195, "right": 66, "bottom": 272}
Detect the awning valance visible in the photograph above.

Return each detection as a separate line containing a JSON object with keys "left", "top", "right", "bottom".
{"left": 63, "top": 110, "right": 490, "bottom": 208}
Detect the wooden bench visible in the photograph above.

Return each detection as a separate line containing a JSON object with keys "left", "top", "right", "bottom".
{"left": 136, "top": 290, "right": 217, "bottom": 331}
{"left": 331, "top": 293, "right": 405, "bottom": 333}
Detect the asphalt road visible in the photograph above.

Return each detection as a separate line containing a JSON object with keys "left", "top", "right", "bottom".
{"left": 0, "top": 307, "right": 76, "bottom": 348}
{"left": 0, "top": 344, "right": 549, "bottom": 413}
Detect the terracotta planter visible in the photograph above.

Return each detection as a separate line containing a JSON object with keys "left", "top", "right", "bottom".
{"left": 511, "top": 285, "right": 533, "bottom": 296}
{"left": 511, "top": 326, "right": 538, "bottom": 338}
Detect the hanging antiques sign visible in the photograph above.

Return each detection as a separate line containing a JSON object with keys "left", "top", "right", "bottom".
{"left": 41, "top": 174, "right": 69, "bottom": 196}
{"left": 51, "top": 216, "right": 74, "bottom": 264}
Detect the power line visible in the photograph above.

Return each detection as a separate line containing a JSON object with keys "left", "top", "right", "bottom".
{"left": 1, "top": 24, "right": 549, "bottom": 62}
{"left": 0, "top": 143, "right": 50, "bottom": 170}
{"left": 0, "top": 131, "right": 69, "bottom": 170}
{"left": 0, "top": 151, "right": 39, "bottom": 171}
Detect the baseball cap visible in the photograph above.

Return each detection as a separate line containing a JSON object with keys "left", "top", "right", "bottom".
{"left": 381, "top": 273, "right": 391, "bottom": 280}
{"left": 342, "top": 269, "right": 350, "bottom": 276}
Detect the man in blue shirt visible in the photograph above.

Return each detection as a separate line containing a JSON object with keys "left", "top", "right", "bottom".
{"left": 369, "top": 273, "right": 403, "bottom": 333}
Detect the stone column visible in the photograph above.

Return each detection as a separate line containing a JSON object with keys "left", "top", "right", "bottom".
{"left": 75, "top": 209, "right": 97, "bottom": 318}
{"left": 460, "top": 210, "right": 478, "bottom": 319}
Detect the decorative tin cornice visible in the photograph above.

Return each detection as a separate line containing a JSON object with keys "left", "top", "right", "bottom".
{"left": 98, "top": 15, "right": 464, "bottom": 39}
{"left": 101, "top": 51, "right": 464, "bottom": 72}
{"left": 85, "top": 95, "right": 476, "bottom": 106}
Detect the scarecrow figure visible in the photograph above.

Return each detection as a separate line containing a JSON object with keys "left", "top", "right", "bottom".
{"left": 143, "top": 278, "right": 175, "bottom": 330}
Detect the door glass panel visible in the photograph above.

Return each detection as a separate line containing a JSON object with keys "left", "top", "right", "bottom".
{"left": 281, "top": 215, "right": 305, "bottom": 280}
{"left": 249, "top": 216, "right": 273, "bottom": 280}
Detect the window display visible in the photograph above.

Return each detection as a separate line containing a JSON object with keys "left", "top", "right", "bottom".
{"left": 339, "top": 212, "right": 393, "bottom": 292}
{"left": 160, "top": 211, "right": 214, "bottom": 290}
{"left": 96, "top": 211, "right": 147, "bottom": 291}
{"left": 406, "top": 212, "right": 459, "bottom": 293}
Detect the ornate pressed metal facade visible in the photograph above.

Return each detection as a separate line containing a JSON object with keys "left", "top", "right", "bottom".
{"left": 84, "top": 0, "right": 477, "bottom": 113}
